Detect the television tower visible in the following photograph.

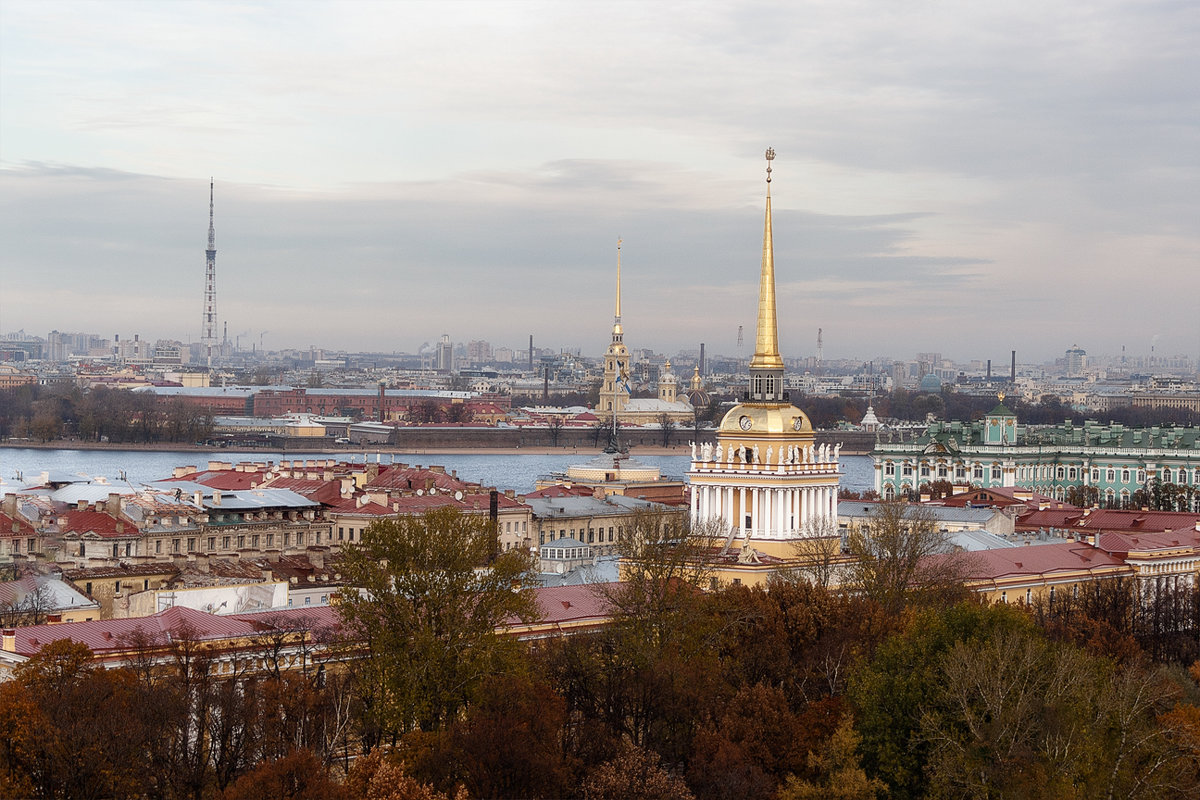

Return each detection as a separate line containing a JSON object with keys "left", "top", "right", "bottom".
{"left": 202, "top": 179, "right": 218, "bottom": 367}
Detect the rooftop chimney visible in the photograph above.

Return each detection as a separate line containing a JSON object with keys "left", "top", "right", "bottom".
{"left": 307, "top": 547, "right": 325, "bottom": 570}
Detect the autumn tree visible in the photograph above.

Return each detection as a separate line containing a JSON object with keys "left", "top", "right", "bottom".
{"left": 220, "top": 748, "right": 343, "bottom": 800}
{"left": 0, "top": 639, "right": 165, "bottom": 799}
{"left": 780, "top": 517, "right": 846, "bottom": 591}
{"left": 843, "top": 499, "right": 972, "bottom": 614}
{"left": 559, "top": 511, "right": 728, "bottom": 765}
{"left": 336, "top": 507, "right": 536, "bottom": 738}
{"left": 776, "top": 715, "right": 884, "bottom": 800}
{"left": 580, "top": 737, "right": 695, "bottom": 800}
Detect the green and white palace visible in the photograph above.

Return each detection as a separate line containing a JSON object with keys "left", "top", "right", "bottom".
{"left": 872, "top": 399, "right": 1200, "bottom": 509}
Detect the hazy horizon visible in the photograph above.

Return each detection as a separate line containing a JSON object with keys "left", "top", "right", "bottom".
{"left": 2, "top": 1, "right": 1198, "bottom": 364}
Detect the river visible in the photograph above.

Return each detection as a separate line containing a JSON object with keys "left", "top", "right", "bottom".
{"left": 0, "top": 448, "right": 875, "bottom": 494}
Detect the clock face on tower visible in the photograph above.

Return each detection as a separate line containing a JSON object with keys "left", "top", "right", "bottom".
{"left": 793, "top": 417, "right": 804, "bottom": 431}
{"left": 739, "top": 415, "right": 753, "bottom": 431}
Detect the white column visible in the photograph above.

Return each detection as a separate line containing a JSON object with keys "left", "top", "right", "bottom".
{"left": 787, "top": 484, "right": 796, "bottom": 534}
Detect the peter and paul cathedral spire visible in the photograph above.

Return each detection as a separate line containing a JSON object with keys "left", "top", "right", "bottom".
{"left": 612, "top": 237, "right": 623, "bottom": 343}
{"left": 601, "top": 237, "right": 632, "bottom": 436}
{"left": 748, "top": 147, "right": 786, "bottom": 403}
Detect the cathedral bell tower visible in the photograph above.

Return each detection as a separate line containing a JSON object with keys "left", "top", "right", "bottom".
{"left": 599, "top": 238, "right": 632, "bottom": 421}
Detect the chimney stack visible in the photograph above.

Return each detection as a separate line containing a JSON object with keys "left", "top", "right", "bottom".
{"left": 307, "top": 547, "right": 325, "bottom": 570}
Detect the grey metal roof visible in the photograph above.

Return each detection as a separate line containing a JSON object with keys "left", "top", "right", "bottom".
{"left": 536, "top": 555, "right": 620, "bottom": 588}
{"left": 204, "top": 488, "right": 319, "bottom": 511}
{"left": 50, "top": 483, "right": 140, "bottom": 504}
{"left": 526, "top": 495, "right": 667, "bottom": 519}
{"left": 133, "top": 385, "right": 278, "bottom": 397}
{"left": 837, "top": 501, "right": 999, "bottom": 525}
{"left": 542, "top": 536, "right": 587, "bottom": 550}
{"left": 946, "top": 529, "right": 1017, "bottom": 551}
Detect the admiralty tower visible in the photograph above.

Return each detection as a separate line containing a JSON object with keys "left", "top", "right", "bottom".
{"left": 687, "top": 149, "right": 841, "bottom": 557}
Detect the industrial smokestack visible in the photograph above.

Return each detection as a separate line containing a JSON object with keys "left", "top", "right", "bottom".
{"left": 986, "top": 359, "right": 991, "bottom": 380}
{"left": 1011, "top": 350, "right": 1016, "bottom": 382}
{"left": 529, "top": 335, "right": 534, "bottom": 372}
{"left": 700, "top": 343, "right": 706, "bottom": 376}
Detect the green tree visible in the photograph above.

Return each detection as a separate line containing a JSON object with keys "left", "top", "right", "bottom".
{"left": 849, "top": 602, "right": 1033, "bottom": 800}
{"left": 336, "top": 508, "right": 536, "bottom": 737}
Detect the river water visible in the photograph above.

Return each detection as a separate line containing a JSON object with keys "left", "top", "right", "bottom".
{"left": 0, "top": 448, "right": 875, "bottom": 494}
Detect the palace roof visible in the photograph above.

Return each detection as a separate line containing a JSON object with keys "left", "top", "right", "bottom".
{"left": 876, "top": 419, "right": 1200, "bottom": 452}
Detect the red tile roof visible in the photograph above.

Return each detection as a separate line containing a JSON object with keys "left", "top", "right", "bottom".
{"left": 522, "top": 485, "right": 597, "bottom": 499}
{"left": 162, "top": 470, "right": 267, "bottom": 490}
{"left": 327, "top": 499, "right": 398, "bottom": 516}
{"left": 364, "top": 465, "right": 472, "bottom": 492}
{"left": 503, "top": 583, "right": 617, "bottom": 631}
{"left": 260, "top": 476, "right": 343, "bottom": 505}
{"left": 941, "top": 486, "right": 1072, "bottom": 510}
{"left": 4, "top": 604, "right": 343, "bottom": 659}
{"left": 1017, "top": 508, "right": 1200, "bottom": 535}
{"left": 62, "top": 510, "right": 126, "bottom": 538}
{"left": 387, "top": 492, "right": 526, "bottom": 514}
{"left": 963, "top": 542, "right": 1126, "bottom": 582}
{"left": 1096, "top": 528, "right": 1200, "bottom": 556}
{"left": 0, "top": 511, "right": 36, "bottom": 539}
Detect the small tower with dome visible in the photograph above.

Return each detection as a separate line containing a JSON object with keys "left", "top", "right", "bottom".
{"left": 658, "top": 361, "right": 678, "bottom": 403}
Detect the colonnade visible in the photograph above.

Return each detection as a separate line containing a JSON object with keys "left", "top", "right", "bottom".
{"left": 689, "top": 481, "right": 838, "bottom": 539}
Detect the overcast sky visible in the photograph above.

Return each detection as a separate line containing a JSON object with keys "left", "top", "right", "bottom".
{"left": 2, "top": 0, "right": 1197, "bottom": 364}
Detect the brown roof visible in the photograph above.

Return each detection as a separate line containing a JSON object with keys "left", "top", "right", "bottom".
{"left": 963, "top": 542, "right": 1126, "bottom": 582}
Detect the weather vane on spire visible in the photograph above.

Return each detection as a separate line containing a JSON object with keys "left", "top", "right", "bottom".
{"left": 765, "top": 147, "right": 775, "bottom": 183}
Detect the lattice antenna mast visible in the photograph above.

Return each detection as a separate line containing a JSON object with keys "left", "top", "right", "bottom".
{"left": 202, "top": 179, "right": 218, "bottom": 367}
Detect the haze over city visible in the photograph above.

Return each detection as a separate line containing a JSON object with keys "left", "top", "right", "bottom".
{"left": 2, "top": 0, "right": 1197, "bottom": 362}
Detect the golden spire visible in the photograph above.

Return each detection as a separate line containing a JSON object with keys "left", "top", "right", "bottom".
{"left": 612, "top": 237, "right": 623, "bottom": 339}
{"left": 750, "top": 148, "right": 784, "bottom": 370}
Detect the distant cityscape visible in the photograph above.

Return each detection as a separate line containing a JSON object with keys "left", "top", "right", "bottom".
{"left": 2, "top": 326, "right": 1198, "bottom": 418}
